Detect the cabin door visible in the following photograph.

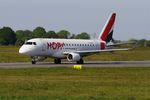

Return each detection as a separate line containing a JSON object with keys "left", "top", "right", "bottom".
{"left": 42, "top": 43, "right": 47, "bottom": 52}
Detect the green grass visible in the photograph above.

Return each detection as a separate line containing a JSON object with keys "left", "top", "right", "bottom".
{"left": 85, "top": 47, "right": 150, "bottom": 61}
{"left": 0, "top": 67, "right": 150, "bottom": 100}
{"left": 0, "top": 46, "right": 30, "bottom": 62}
{"left": 0, "top": 46, "right": 150, "bottom": 62}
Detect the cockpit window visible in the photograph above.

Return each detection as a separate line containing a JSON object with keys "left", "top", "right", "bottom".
{"left": 25, "top": 42, "right": 37, "bottom": 45}
{"left": 33, "top": 42, "right": 36, "bottom": 45}
{"left": 25, "top": 42, "right": 32, "bottom": 45}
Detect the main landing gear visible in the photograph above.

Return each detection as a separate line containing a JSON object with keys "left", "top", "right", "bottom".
{"left": 54, "top": 58, "right": 61, "bottom": 64}
{"left": 77, "top": 59, "right": 84, "bottom": 64}
{"left": 54, "top": 58, "right": 84, "bottom": 64}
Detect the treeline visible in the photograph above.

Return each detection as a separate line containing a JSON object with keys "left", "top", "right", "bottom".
{"left": 0, "top": 26, "right": 90, "bottom": 45}
{"left": 128, "top": 39, "right": 150, "bottom": 47}
{"left": 0, "top": 26, "right": 150, "bottom": 47}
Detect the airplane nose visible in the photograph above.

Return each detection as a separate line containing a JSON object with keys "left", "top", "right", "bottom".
{"left": 19, "top": 45, "right": 37, "bottom": 56}
{"left": 19, "top": 46, "right": 30, "bottom": 54}
{"left": 19, "top": 47, "right": 26, "bottom": 54}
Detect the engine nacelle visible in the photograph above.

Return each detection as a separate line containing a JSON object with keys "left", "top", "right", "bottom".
{"left": 67, "top": 53, "right": 81, "bottom": 62}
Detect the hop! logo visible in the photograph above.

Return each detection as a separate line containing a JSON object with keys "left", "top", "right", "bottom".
{"left": 47, "top": 42, "right": 64, "bottom": 50}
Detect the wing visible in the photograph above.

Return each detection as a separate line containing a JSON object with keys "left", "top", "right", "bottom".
{"left": 63, "top": 48, "right": 129, "bottom": 55}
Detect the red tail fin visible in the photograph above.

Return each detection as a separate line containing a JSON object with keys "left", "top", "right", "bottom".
{"left": 99, "top": 13, "right": 116, "bottom": 43}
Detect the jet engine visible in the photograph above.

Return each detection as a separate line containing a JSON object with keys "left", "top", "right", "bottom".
{"left": 67, "top": 53, "right": 81, "bottom": 62}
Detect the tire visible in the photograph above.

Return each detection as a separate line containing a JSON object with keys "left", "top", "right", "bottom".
{"left": 54, "top": 58, "right": 61, "bottom": 64}
{"left": 32, "top": 61, "right": 36, "bottom": 64}
{"left": 77, "top": 59, "right": 84, "bottom": 64}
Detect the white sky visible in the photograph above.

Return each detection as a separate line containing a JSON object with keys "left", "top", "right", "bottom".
{"left": 0, "top": 0, "right": 149, "bottom": 40}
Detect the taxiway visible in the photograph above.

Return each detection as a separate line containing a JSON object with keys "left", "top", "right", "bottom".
{"left": 0, "top": 61, "right": 150, "bottom": 68}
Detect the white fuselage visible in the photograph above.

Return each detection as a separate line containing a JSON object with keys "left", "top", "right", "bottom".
{"left": 19, "top": 38, "right": 105, "bottom": 58}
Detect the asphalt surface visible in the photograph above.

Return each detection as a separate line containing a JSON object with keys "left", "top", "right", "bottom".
{"left": 0, "top": 61, "right": 150, "bottom": 68}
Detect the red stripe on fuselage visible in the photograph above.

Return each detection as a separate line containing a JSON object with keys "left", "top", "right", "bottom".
{"left": 100, "top": 42, "right": 105, "bottom": 50}
{"left": 100, "top": 13, "right": 116, "bottom": 41}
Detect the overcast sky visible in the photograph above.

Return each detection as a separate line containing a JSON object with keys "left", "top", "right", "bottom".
{"left": 0, "top": 0, "right": 149, "bottom": 40}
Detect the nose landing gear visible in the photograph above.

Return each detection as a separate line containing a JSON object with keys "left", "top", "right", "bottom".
{"left": 31, "top": 57, "right": 36, "bottom": 64}
{"left": 32, "top": 60, "right": 36, "bottom": 64}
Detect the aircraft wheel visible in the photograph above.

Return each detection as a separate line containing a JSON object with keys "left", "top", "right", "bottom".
{"left": 32, "top": 61, "right": 36, "bottom": 64}
{"left": 31, "top": 57, "right": 36, "bottom": 64}
{"left": 54, "top": 58, "right": 61, "bottom": 64}
{"left": 77, "top": 59, "right": 84, "bottom": 64}
{"left": 57, "top": 59, "right": 61, "bottom": 64}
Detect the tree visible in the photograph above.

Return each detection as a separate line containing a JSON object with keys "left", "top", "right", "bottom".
{"left": 75, "top": 32, "right": 90, "bottom": 39}
{"left": 0, "top": 38, "right": 7, "bottom": 45}
{"left": 57, "top": 30, "right": 70, "bottom": 39}
{"left": 128, "top": 39, "right": 138, "bottom": 43}
{"left": 70, "top": 34, "right": 76, "bottom": 39}
{"left": 147, "top": 40, "right": 150, "bottom": 47}
{"left": 47, "top": 31, "right": 58, "bottom": 38}
{"left": 138, "top": 39, "right": 147, "bottom": 47}
{"left": 128, "top": 39, "right": 149, "bottom": 47}
{"left": 32, "top": 27, "right": 46, "bottom": 38}
{"left": 15, "top": 30, "right": 32, "bottom": 45}
{"left": 0, "top": 27, "right": 16, "bottom": 45}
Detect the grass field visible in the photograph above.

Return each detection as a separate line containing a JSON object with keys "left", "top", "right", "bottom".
{"left": 0, "top": 46, "right": 30, "bottom": 62}
{"left": 0, "top": 46, "right": 150, "bottom": 100}
{"left": 0, "top": 67, "right": 150, "bottom": 100}
{"left": 0, "top": 46, "right": 150, "bottom": 62}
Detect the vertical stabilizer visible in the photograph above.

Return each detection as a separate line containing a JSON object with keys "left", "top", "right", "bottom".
{"left": 99, "top": 13, "right": 116, "bottom": 43}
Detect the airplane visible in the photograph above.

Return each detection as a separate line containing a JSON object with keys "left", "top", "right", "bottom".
{"left": 19, "top": 13, "right": 128, "bottom": 64}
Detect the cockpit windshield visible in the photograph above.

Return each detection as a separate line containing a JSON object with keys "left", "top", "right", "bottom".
{"left": 25, "top": 42, "right": 37, "bottom": 45}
